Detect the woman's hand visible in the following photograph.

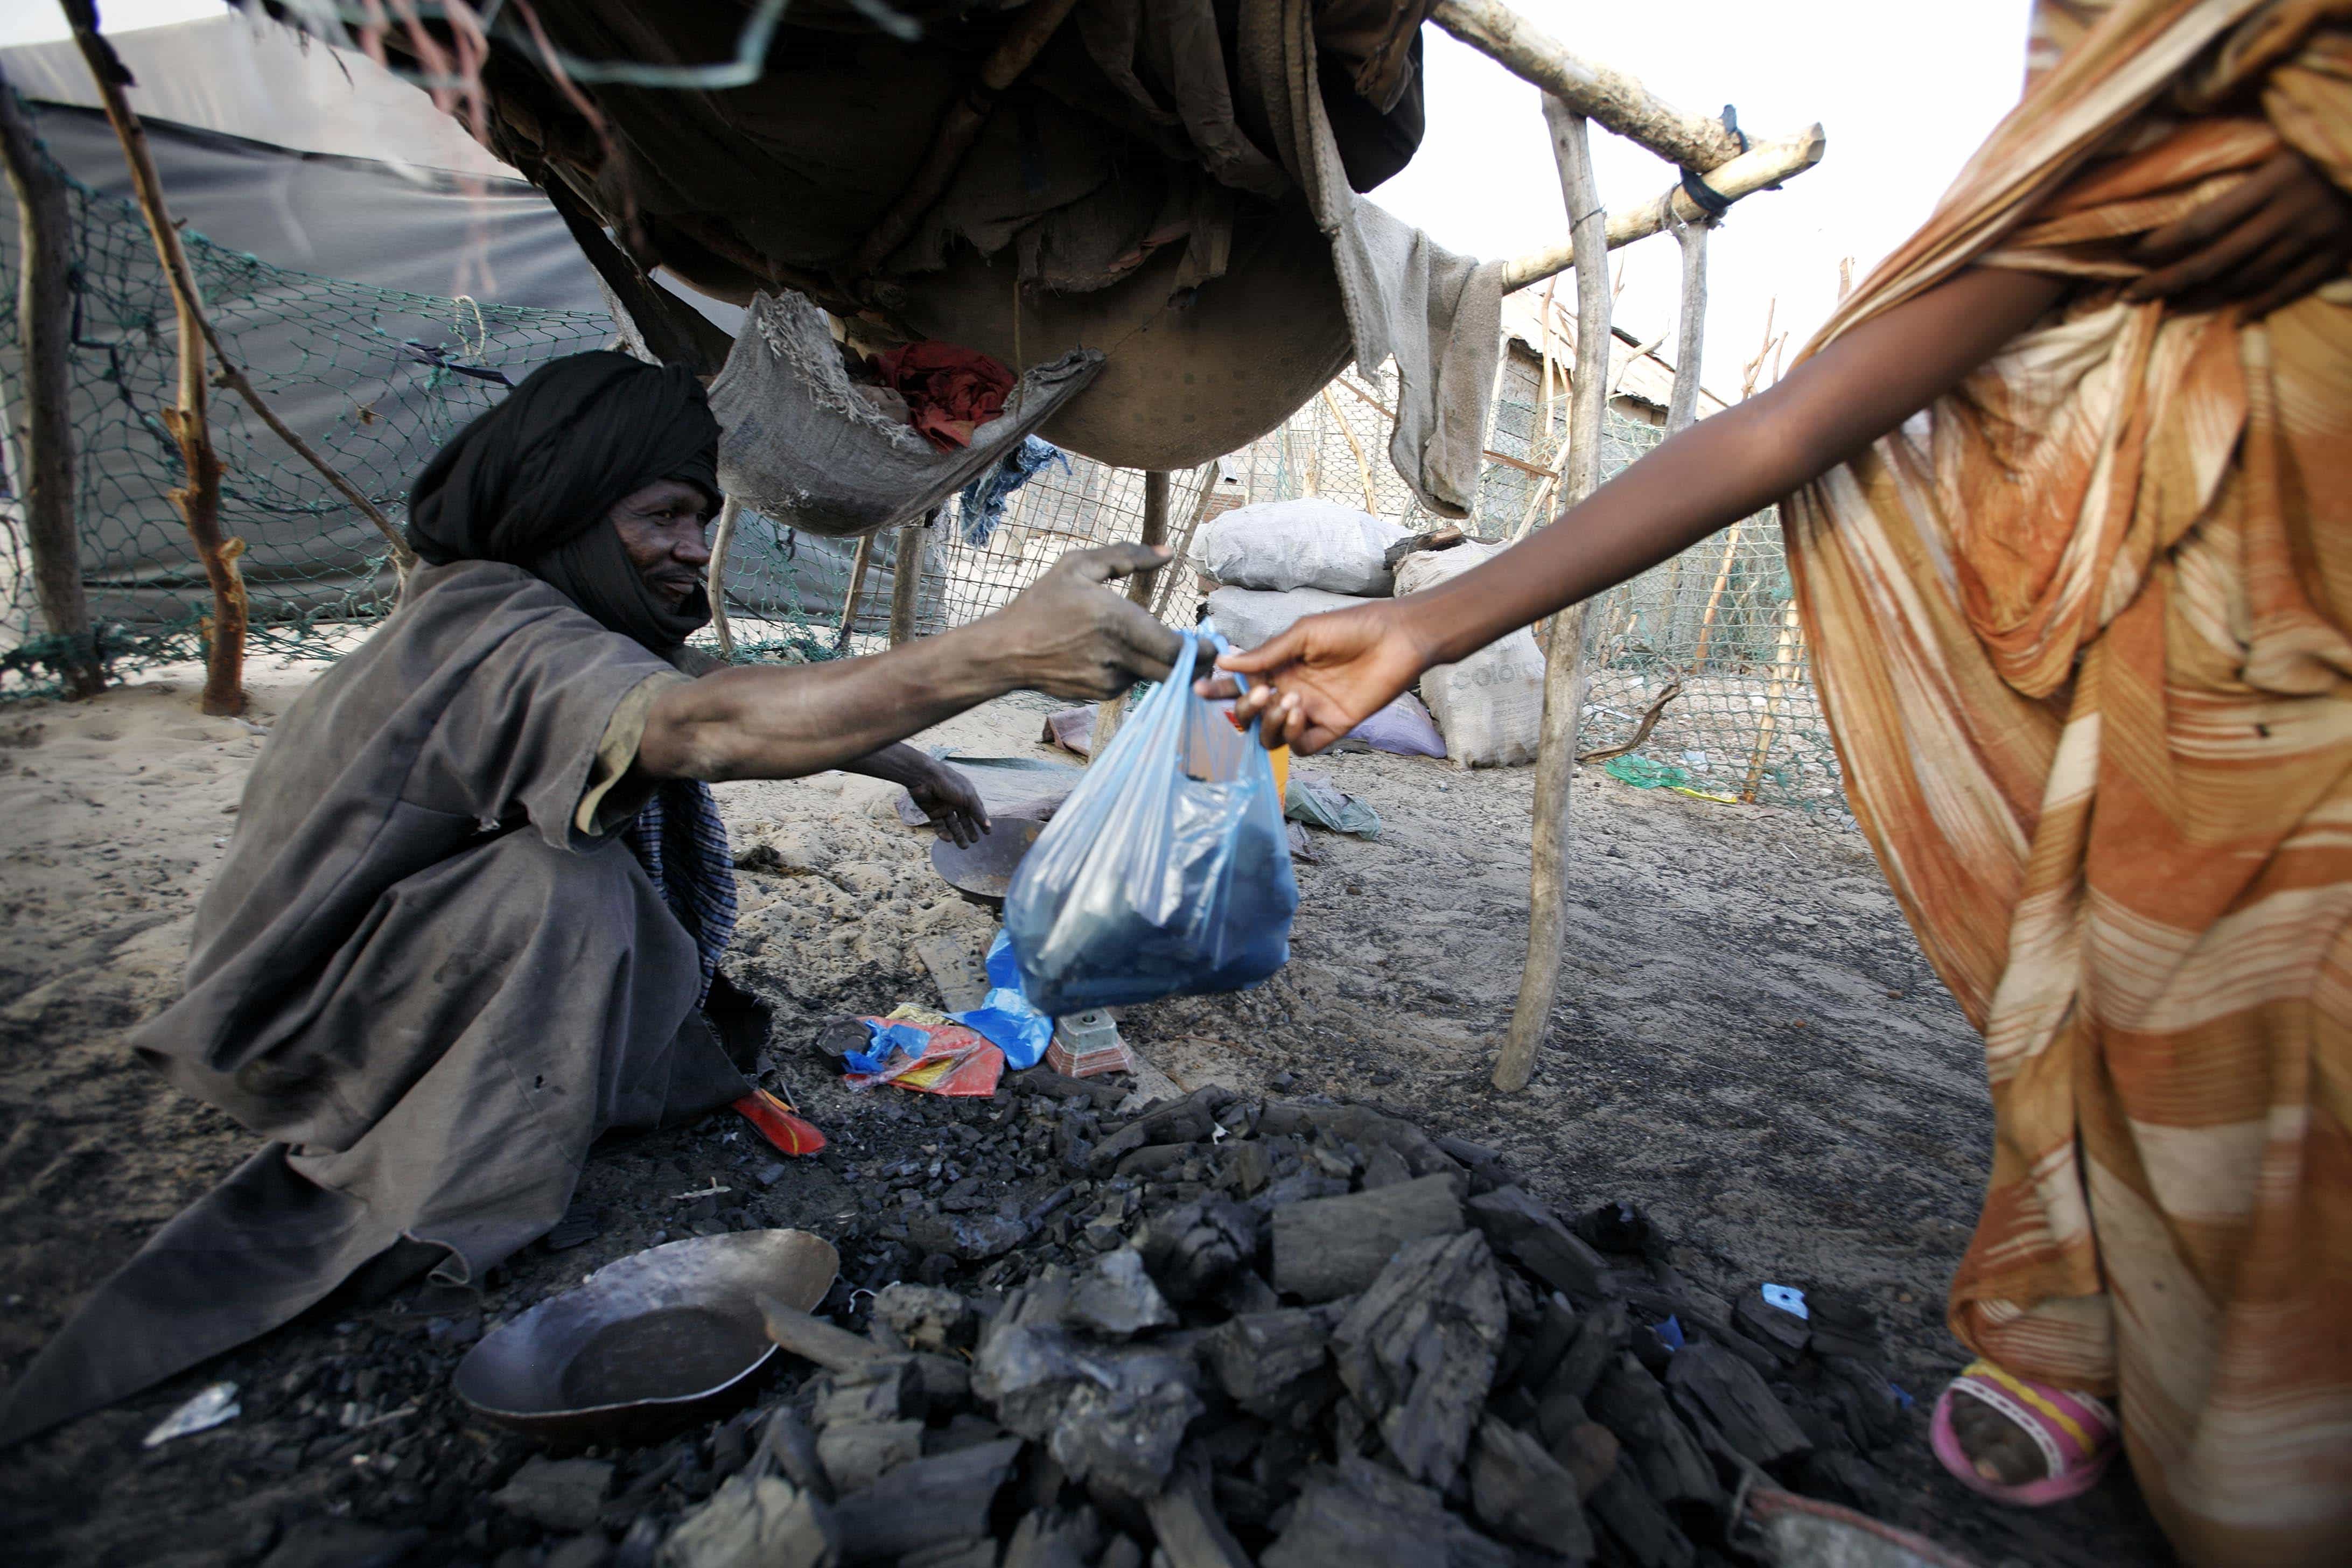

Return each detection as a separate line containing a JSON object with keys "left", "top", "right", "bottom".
{"left": 1195, "top": 599, "right": 1433, "bottom": 754}
{"left": 2125, "top": 148, "right": 2352, "bottom": 318}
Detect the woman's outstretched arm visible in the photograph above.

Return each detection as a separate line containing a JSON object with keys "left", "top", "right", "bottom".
{"left": 1208, "top": 265, "right": 2067, "bottom": 752}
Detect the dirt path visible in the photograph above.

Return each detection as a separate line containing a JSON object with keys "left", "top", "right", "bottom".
{"left": 0, "top": 666, "right": 2171, "bottom": 1565}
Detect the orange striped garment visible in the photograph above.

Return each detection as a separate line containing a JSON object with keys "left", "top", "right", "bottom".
{"left": 1781, "top": 2, "right": 2352, "bottom": 1562}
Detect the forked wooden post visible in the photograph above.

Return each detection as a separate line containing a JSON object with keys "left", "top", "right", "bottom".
{"left": 706, "top": 496, "right": 742, "bottom": 660}
{"left": 67, "top": 6, "right": 411, "bottom": 585}
{"left": 0, "top": 73, "right": 102, "bottom": 699}
{"left": 1089, "top": 468, "right": 1171, "bottom": 758}
{"left": 65, "top": 8, "right": 244, "bottom": 714}
{"left": 887, "top": 514, "right": 930, "bottom": 648}
{"left": 835, "top": 531, "right": 876, "bottom": 651}
{"left": 1495, "top": 99, "right": 1613, "bottom": 1094}
{"left": 1664, "top": 213, "right": 1710, "bottom": 435}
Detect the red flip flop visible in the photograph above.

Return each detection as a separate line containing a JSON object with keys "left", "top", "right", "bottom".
{"left": 734, "top": 1087, "right": 825, "bottom": 1157}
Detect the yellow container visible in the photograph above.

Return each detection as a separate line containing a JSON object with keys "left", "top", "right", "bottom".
{"left": 1270, "top": 744, "right": 1290, "bottom": 802}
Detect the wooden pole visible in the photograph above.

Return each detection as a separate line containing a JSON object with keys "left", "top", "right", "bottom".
{"left": 1151, "top": 463, "right": 1219, "bottom": 619}
{"left": 1495, "top": 99, "right": 1612, "bottom": 1095}
{"left": 887, "top": 514, "right": 930, "bottom": 648}
{"left": 1688, "top": 522, "right": 1742, "bottom": 673}
{"left": 1321, "top": 388, "right": 1379, "bottom": 515}
{"left": 1089, "top": 469, "right": 1170, "bottom": 758}
{"left": 0, "top": 74, "right": 102, "bottom": 699}
{"left": 706, "top": 495, "right": 741, "bottom": 660}
{"left": 1497, "top": 127, "right": 1825, "bottom": 293}
{"left": 66, "top": 9, "right": 410, "bottom": 581}
{"left": 1431, "top": 0, "right": 1744, "bottom": 170}
{"left": 64, "top": 9, "right": 243, "bottom": 715}
{"left": 1664, "top": 213, "right": 1710, "bottom": 436}
{"left": 834, "top": 530, "right": 876, "bottom": 652}
{"left": 1740, "top": 598, "right": 1803, "bottom": 803}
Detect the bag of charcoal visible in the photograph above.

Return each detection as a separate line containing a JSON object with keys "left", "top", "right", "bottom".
{"left": 1004, "top": 622, "right": 1296, "bottom": 1016}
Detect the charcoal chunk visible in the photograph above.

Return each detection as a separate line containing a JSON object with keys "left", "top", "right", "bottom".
{"left": 1466, "top": 1186, "right": 1611, "bottom": 1300}
{"left": 1804, "top": 1286, "right": 1884, "bottom": 1361}
{"left": 261, "top": 1522, "right": 426, "bottom": 1568}
{"left": 1331, "top": 1230, "right": 1507, "bottom": 1490}
{"left": 1588, "top": 1454, "right": 1695, "bottom": 1568}
{"left": 1220, "top": 1140, "right": 1273, "bottom": 1197}
{"left": 1543, "top": 1300, "right": 1627, "bottom": 1404}
{"left": 1515, "top": 1293, "right": 1581, "bottom": 1393}
{"left": 1003, "top": 1504, "right": 1101, "bottom": 1568}
{"left": 1066, "top": 1247, "right": 1178, "bottom": 1339}
{"left": 658, "top": 1475, "right": 835, "bottom": 1568}
{"left": 753, "top": 1405, "right": 830, "bottom": 1502}
{"left": 1116, "top": 1142, "right": 1201, "bottom": 1179}
{"left": 1818, "top": 1355, "right": 1908, "bottom": 1453}
{"left": 1663, "top": 1342, "right": 1812, "bottom": 1470}
{"left": 1467, "top": 1416, "right": 1595, "bottom": 1558}
{"left": 1588, "top": 1354, "right": 1719, "bottom": 1509}
{"left": 808, "top": 1356, "right": 918, "bottom": 1429}
{"left": 815, "top": 1419, "right": 923, "bottom": 1493}
{"left": 1732, "top": 1288, "right": 1810, "bottom": 1364}
{"left": 1136, "top": 1199, "right": 1258, "bottom": 1303}
{"left": 1201, "top": 1303, "right": 1347, "bottom": 1425}
{"left": 1548, "top": 1418, "right": 1622, "bottom": 1500}
{"left": 1145, "top": 1465, "right": 1254, "bottom": 1568}
{"left": 493, "top": 1457, "right": 613, "bottom": 1533}
{"left": 1260, "top": 1458, "right": 1454, "bottom": 1568}
{"left": 828, "top": 1438, "right": 1023, "bottom": 1562}
{"left": 1271, "top": 1174, "right": 1464, "bottom": 1302}
{"left": 1048, "top": 1347, "right": 1205, "bottom": 1500}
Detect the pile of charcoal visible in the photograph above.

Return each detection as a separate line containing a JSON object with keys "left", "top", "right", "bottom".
{"left": 627, "top": 1080, "right": 1915, "bottom": 1568}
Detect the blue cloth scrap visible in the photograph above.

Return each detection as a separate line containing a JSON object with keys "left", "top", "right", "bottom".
{"left": 842, "top": 1019, "right": 935, "bottom": 1077}
{"left": 956, "top": 436, "right": 1068, "bottom": 547}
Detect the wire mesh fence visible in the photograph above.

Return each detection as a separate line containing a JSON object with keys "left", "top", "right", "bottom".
{"left": 0, "top": 123, "right": 614, "bottom": 692}
{"left": 1, "top": 115, "right": 1840, "bottom": 811}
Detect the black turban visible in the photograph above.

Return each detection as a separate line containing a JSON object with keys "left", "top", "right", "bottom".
{"left": 408, "top": 350, "right": 720, "bottom": 650}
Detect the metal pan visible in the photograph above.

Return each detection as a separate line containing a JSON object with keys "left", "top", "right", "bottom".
{"left": 453, "top": 1229, "right": 837, "bottom": 1446}
{"left": 929, "top": 815, "right": 1045, "bottom": 906}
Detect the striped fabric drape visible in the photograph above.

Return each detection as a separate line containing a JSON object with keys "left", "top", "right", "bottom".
{"left": 1782, "top": 2, "right": 2352, "bottom": 1561}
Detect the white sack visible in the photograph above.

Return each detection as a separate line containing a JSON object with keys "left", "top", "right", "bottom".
{"left": 1203, "top": 585, "right": 1368, "bottom": 653}
{"left": 1195, "top": 499, "right": 1409, "bottom": 596}
{"left": 1393, "top": 542, "right": 1545, "bottom": 768}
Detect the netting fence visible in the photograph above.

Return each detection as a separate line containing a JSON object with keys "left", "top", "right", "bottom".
{"left": 0, "top": 113, "right": 1840, "bottom": 811}
{"left": 0, "top": 120, "right": 616, "bottom": 690}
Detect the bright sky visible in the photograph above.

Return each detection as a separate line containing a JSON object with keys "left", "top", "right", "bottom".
{"left": 1378, "top": 0, "right": 2036, "bottom": 391}
{"left": 6, "top": 0, "right": 2036, "bottom": 393}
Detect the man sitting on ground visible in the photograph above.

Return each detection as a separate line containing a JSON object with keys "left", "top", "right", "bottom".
{"left": 0, "top": 351, "right": 1181, "bottom": 1446}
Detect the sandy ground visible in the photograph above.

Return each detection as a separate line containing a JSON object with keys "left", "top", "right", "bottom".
{"left": 0, "top": 658, "right": 2173, "bottom": 1565}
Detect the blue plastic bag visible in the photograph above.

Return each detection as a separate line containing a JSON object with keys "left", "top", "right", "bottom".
{"left": 951, "top": 930, "right": 1053, "bottom": 1068}
{"left": 1005, "top": 624, "right": 1297, "bottom": 1016}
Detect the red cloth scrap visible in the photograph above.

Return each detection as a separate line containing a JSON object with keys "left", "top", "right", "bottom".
{"left": 873, "top": 342, "right": 1014, "bottom": 451}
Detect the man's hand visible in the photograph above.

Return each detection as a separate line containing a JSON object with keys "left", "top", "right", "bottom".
{"left": 1195, "top": 598, "right": 1431, "bottom": 754}
{"left": 977, "top": 544, "right": 1185, "bottom": 699}
{"left": 905, "top": 758, "right": 990, "bottom": 848}
{"left": 2125, "top": 148, "right": 2352, "bottom": 319}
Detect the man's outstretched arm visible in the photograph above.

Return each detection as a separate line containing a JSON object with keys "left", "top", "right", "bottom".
{"left": 637, "top": 544, "right": 1181, "bottom": 783}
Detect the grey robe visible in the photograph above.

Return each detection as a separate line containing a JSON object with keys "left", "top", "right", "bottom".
{"left": 0, "top": 561, "right": 748, "bottom": 1447}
